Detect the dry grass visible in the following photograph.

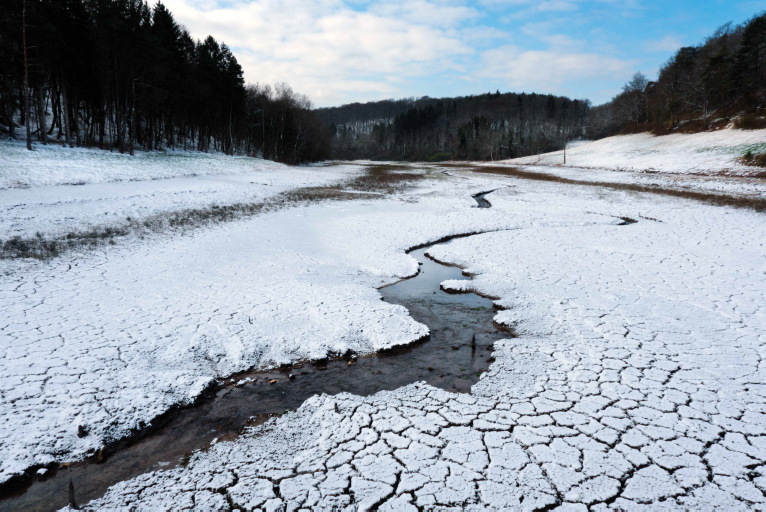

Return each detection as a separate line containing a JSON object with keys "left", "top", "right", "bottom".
{"left": 738, "top": 150, "right": 766, "bottom": 169}
{"left": 346, "top": 164, "right": 426, "bottom": 194}
{"left": 733, "top": 114, "right": 766, "bottom": 130}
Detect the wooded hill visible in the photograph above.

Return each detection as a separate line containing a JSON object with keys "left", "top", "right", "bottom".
{"left": 0, "top": 0, "right": 329, "bottom": 163}
{"left": 316, "top": 92, "right": 592, "bottom": 161}
{"left": 597, "top": 11, "right": 766, "bottom": 138}
{"left": 1, "top": 1, "right": 763, "bottom": 165}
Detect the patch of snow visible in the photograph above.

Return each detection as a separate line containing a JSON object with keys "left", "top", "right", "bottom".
{"left": 504, "top": 126, "right": 766, "bottom": 175}
{"left": 0, "top": 144, "right": 356, "bottom": 239}
{"left": 0, "top": 141, "right": 287, "bottom": 189}
{"left": 0, "top": 165, "right": 522, "bottom": 485}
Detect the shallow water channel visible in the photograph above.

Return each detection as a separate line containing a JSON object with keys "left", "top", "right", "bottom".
{"left": 2, "top": 193, "right": 506, "bottom": 510}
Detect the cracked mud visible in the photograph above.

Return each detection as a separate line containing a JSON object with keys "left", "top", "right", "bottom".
{"left": 1, "top": 194, "right": 505, "bottom": 509}
{"left": 2, "top": 160, "right": 765, "bottom": 510}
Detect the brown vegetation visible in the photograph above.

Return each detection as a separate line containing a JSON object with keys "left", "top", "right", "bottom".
{"left": 733, "top": 114, "right": 766, "bottom": 130}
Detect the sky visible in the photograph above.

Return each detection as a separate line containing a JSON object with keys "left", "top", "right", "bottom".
{"left": 162, "top": 0, "right": 766, "bottom": 107}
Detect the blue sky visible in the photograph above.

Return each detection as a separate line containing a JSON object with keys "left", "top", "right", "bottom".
{"left": 165, "top": 0, "right": 766, "bottom": 107}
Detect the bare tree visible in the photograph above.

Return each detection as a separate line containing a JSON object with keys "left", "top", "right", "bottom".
{"left": 615, "top": 72, "right": 649, "bottom": 126}
{"left": 23, "top": 0, "right": 31, "bottom": 150}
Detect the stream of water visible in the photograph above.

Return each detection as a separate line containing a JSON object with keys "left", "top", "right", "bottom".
{"left": 1, "top": 192, "right": 504, "bottom": 510}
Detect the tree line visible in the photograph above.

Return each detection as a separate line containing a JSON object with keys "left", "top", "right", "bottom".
{"left": 0, "top": 0, "right": 328, "bottom": 163}
{"left": 597, "top": 11, "right": 766, "bottom": 137}
{"left": 317, "top": 92, "right": 592, "bottom": 161}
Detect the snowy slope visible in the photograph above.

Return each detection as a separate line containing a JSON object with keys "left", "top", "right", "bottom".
{"left": 0, "top": 141, "right": 288, "bottom": 188}
{"left": 505, "top": 126, "right": 766, "bottom": 175}
{"left": 0, "top": 142, "right": 354, "bottom": 239}
{"left": 84, "top": 175, "right": 766, "bottom": 510}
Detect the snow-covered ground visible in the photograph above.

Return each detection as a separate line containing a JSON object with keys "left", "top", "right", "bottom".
{"left": 2, "top": 144, "right": 766, "bottom": 509}
{"left": 505, "top": 126, "right": 766, "bottom": 175}
{"left": 0, "top": 163, "right": 525, "bottom": 486}
{"left": 470, "top": 161, "right": 766, "bottom": 200}
{"left": 0, "top": 141, "right": 289, "bottom": 189}
{"left": 80, "top": 177, "right": 766, "bottom": 510}
{"left": 0, "top": 142, "right": 355, "bottom": 239}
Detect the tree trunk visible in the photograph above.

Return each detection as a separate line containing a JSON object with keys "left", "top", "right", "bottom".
{"left": 99, "top": 110, "right": 105, "bottom": 149}
{"left": 37, "top": 87, "right": 48, "bottom": 144}
{"left": 49, "top": 89, "right": 59, "bottom": 137}
{"left": 71, "top": 90, "right": 81, "bottom": 146}
{"left": 23, "top": 0, "right": 31, "bottom": 150}
{"left": 61, "top": 77, "right": 71, "bottom": 147}
{"left": 7, "top": 99, "right": 16, "bottom": 140}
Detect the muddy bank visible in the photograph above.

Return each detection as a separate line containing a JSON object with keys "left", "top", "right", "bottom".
{"left": 1, "top": 196, "right": 508, "bottom": 510}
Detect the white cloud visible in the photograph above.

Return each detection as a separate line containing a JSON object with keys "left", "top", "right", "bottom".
{"left": 161, "top": 0, "right": 638, "bottom": 106}
{"left": 479, "top": 45, "right": 633, "bottom": 92}
{"left": 643, "top": 35, "right": 682, "bottom": 53}
{"left": 538, "top": 34, "right": 588, "bottom": 49}
{"left": 367, "top": 0, "right": 481, "bottom": 27}
{"left": 163, "top": 0, "right": 473, "bottom": 105}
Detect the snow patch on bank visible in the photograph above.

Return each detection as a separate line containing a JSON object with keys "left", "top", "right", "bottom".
{"left": 0, "top": 144, "right": 356, "bottom": 239}
{"left": 504, "top": 127, "right": 766, "bottom": 175}
{"left": 0, "top": 141, "right": 288, "bottom": 189}
{"left": 0, "top": 174, "right": 522, "bottom": 485}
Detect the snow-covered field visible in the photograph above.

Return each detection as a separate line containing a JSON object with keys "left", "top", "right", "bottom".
{"left": 0, "top": 141, "right": 291, "bottom": 189}
{"left": 0, "top": 142, "right": 355, "bottom": 239}
{"left": 2, "top": 144, "right": 766, "bottom": 509}
{"left": 505, "top": 126, "right": 766, "bottom": 176}
{"left": 472, "top": 162, "right": 766, "bottom": 199}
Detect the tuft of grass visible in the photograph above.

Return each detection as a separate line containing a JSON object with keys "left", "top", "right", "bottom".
{"left": 738, "top": 149, "right": 766, "bottom": 168}
{"left": 427, "top": 152, "right": 453, "bottom": 163}
{"left": 733, "top": 114, "right": 766, "bottom": 130}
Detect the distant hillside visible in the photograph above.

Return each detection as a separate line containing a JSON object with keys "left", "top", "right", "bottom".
{"left": 583, "top": 11, "right": 766, "bottom": 140}
{"left": 315, "top": 92, "right": 592, "bottom": 161}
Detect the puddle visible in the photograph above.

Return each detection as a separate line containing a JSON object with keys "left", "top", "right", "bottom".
{"left": 472, "top": 189, "right": 497, "bottom": 208}
{"left": 1, "top": 195, "right": 507, "bottom": 510}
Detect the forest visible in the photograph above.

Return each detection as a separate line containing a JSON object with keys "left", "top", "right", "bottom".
{"left": 317, "top": 92, "right": 592, "bottom": 161}
{"left": 0, "top": 0, "right": 328, "bottom": 163}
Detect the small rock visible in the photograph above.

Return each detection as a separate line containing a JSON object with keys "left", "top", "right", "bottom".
{"left": 269, "top": 379, "right": 276, "bottom": 384}
{"left": 77, "top": 425, "right": 88, "bottom": 438}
